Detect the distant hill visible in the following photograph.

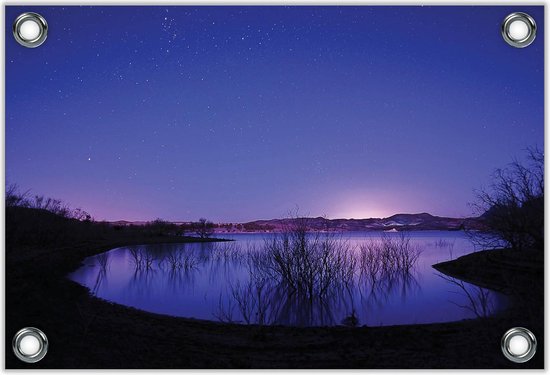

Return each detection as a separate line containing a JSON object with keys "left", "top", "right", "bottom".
{"left": 108, "top": 213, "right": 485, "bottom": 233}
{"left": 229, "top": 213, "right": 484, "bottom": 233}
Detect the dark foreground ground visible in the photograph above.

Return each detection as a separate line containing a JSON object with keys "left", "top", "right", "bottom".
{"left": 6, "top": 234, "right": 544, "bottom": 369}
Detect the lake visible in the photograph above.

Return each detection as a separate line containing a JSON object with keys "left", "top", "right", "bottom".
{"left": 68, "top": 231, "right": 506, "bottom": 327}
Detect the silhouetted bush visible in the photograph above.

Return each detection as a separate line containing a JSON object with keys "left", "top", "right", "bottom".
{"left": 192, "top": 218, "right": 215, "bottom": 239}
{"left": 252, "top": 216, "right": 355, "bottom": 299}
{"left": 143, "top": 218, "right": 179, "bottom": 237}
{"left": 6, "top": 184, "right": 92, "bottom": 221}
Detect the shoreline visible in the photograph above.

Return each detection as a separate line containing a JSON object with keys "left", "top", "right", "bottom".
{"left": 6, "top": 235, "right": 543, "bottom": 369}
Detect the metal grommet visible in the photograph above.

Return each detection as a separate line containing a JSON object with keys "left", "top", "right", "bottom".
{"left": 501, "top": 327, "right": 537, "bottom": 363}
{"left": 13, "top": 12, "right": 48, "bottom": 48}
{"left": 12, "top": 327, "right": 48, "bottom": 363}
{"left": 501, "top": 12, "right": 536, "bottom": 48}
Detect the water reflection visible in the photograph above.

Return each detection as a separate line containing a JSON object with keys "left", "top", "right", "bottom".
{"left": 216, "top": 278, "right": 362, "bottom": 326}
{"left": 358, "top": 270, "right": 421, "bottom": 311}
{"left": 68, "top": 231, "right": 506, "bottom": 327}
{"left": 437, "top": 274, "right": 497, "bottom": 318}
{"left": 219, "top": 273, "right": 418, "bottom": 327}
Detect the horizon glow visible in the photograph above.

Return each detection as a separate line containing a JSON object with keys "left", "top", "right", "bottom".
{"left": 6, "top": 6, "right": 544, "bottom": 222}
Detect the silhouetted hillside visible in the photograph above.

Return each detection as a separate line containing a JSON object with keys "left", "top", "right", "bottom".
{"left": 6, "top": 206, "right": 108, "bottom": 247}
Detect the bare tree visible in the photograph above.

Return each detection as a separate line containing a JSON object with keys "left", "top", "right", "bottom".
{"left": 473, "top": 147, "right": 543, "bottom": 251}
{"left": 5, "top": 183, "right": 29, "bottom": 207}
{"left": 194, "top": 218, "right": 214, "bottom": 239}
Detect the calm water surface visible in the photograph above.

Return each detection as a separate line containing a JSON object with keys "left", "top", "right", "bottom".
{"left": 68, "top": 231, "right": 506, "bottom": 327}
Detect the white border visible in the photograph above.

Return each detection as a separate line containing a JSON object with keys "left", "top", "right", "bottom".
{"left": 0, "top": 1, "right": 547, "bottom": 374}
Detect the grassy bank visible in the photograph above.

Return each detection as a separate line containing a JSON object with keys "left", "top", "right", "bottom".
{"left": 5, "top": 225, "right": 543, "bottom": 368}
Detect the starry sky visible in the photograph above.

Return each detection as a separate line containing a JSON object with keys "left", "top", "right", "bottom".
{"left": 6, "top": 6, "right": 544, "bottom": 222}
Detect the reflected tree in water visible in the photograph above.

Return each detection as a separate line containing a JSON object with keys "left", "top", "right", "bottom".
{"left": 437, "top": 274, "right": 495, "bottom": 318}
{"left": 128, "top": 246, "right": 156, "bottom": 270}
{"left": 213, "top": 223, "right": 422, "bottom": 326}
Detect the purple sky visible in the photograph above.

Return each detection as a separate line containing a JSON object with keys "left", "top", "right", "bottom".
{"left": 6, "top": 6, "right": 544, "bottom": 222}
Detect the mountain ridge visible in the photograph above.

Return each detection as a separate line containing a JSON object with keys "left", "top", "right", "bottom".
{"left": 109, "top": 212, "right": 485, "bottom": 232}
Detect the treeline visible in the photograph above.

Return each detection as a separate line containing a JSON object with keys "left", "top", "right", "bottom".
{"left": 139, "top": 218, "right": 215, "bottom": 238}
{"left": 5, "top": 185, "right": 219, "bottom": 247}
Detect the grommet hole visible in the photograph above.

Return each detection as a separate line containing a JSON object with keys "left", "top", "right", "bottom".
{"left": 12, "top": 327, "right": 49, "bottom": 363}
{"left": 501, "top": 327, "right": 537, "bottom": 363}
{"left": 18, "top": 19, "right": 41, "bottom": 42}
{"left": 507, "top": 20, "right": 530, "bottom": 41}
{"left": 18, "top": 334, "right": 42, "bottom": 357}
{"left": 12, "top": 12, "right": 48, "bottom": 48}
{"left": 501, "top": 12, "right": 537, "bottom": 48}
{"left": 508, "top": 334, "right": 530, "bottom": 357}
